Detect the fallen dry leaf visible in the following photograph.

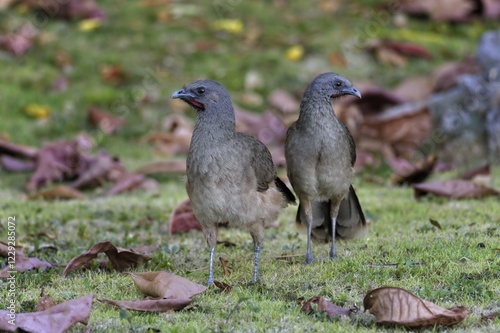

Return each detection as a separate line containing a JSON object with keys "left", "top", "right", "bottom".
{"left": 36, "top": 294, "right": 57, "bottom": 312}
{"left": 393, "top": 76, "right": 434, "bottom": 102}
{"left": 98, "top": 297, "right": 192, "bottom": 312}
{"left": 69, "top": 151, "right": 122, "bottom": 189}
{"left": 300, "top": 296, "right": 358, "bottom": 319}
{"left": 0, "top": 24, "right": 37, "bottom": 56}
{"left": 26, "top": 139, "right": 83, "bottom": 191}
{"left": 63, "top": 241, "right": 151, "bottom": 276}
{"left": 168, "top": 198, "right": 202, "bottom": 234}
{"left": 135, "top": 160, "right": 186, "bottom": 175}
{"left": 100, "top": 65, "right": 127, "bottom": 85}
{"left": 388, "top": 154, "right": 436, "bottom": 185}
{"left": 0, "top": 294, "right": 93, "bottom": 333}
{"left": 429, "top": 218, "right": 443, "bottom": 230}
{"left": 214, "top": 280, "right": 232, "bottom": 293}
{"left": 364, "top": 286, "right": 469, "bottom": 327}
{"left": 29, "top": 185, "right": 86, "bottom": 201}
{"left": 413, "top": 180, "right": 500, "bottom": 199}
{"left": 461, "top": 163, "right": 490, "bottom": 180}
{"left": 219, "top": 257, "right": 231, "bottom": 276}
{"left": 130, "top": 271, "right": 206, "bottom": 299}
{"left": 431, "top": 59, "right": 479, "bottom": 92}
{"left": 0, "top": 138, "right": 38, "bottom": 158}
{"left": 16, "top": 0, "right": 106, "bottom": 20}
{"left": 88, "top": 106, "right": 126, "bottom": 134}
{"left": 1, "top": 242, "right": 53, "bottom": 276}
{"left": 106, "top": 171, "right": 157, "bottom": 195}
{"left": 399, "top": 0, "right": 476, "bottom": 22}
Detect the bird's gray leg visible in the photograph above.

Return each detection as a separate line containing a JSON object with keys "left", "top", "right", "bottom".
{"left": 250, "top": 221, "right": 265, "bottom": 282}
{"left": 302, "top": 199, "right": 315, "bottom": 264}
{"left": 203, "top": 225, "right": 218, "bottom": 286}
{"left": 329, "top": 199, "right": 342, "bottom": 259}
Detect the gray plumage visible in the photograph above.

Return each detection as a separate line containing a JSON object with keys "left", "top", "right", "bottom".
{"left": 172, "top": 79, "right": 295, "bottom": 285}
{"left": 285, "top": 72, "right": 367, "bottom": 263}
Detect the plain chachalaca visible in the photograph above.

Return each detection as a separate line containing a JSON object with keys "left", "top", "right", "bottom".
{"left": 171, "top": 79, "right": 296, "bottom": 285}
{"left": 285, "top": 72, "right": 367, "bottom": 264}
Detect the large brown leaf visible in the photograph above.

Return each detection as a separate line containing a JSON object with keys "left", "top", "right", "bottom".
{"left": 29, "top": 185, "right": 86, "bottom": 201}
{"left": 129, "top": 271, "right": 206, "bottom": 299}
{"left": 364, "top": 286, "right": 469, "bottom": 327}
{"left": 0, "top": 294, "right": 93, "bottom": 333}
{"left": 98, "top": 298, "right": 192, "bottom": 312}
{"left": 0, "top": 242, "right": 53, "bottom": 276}
{"left": 63, "top": 241, "right": 151, "bottom": 276}
{"left": 87, "top": 106, "right": 126, "bottom": 134}
{"left": 300, "top": 296, "right": 358, "bottom": 319}
{"left": 168, "top": 198, "right": 202, "bottom": 234}
{"left": 413, "top": 180, "right": 500, "bottom": 199}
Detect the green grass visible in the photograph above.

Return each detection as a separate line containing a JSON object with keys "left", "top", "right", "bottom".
{"left": 1, "top": 0, "right": 499, "bottom": 332}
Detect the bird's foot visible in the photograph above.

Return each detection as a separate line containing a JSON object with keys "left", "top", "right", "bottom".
{"left": 329, "top": 249, "right": 337, "bottom": 259}
{"left": 304, "top": 256, "right": 316, "bottom": 264}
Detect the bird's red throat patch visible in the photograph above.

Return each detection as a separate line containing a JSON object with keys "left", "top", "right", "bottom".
{"left": 187, "top": 99, "right": 205, "bottom": 110}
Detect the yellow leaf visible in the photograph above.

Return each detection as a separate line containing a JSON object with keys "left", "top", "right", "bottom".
{"left": 285, "top": 45, "right": 304, "bottom": 62}
{"left": 212, "top": 19, "right": 243, "bottom": 34}
{"left": 78, "top": 18, "right": 102, "bottom": 32}
{"left": 24, "top": 104, "right": 50, "bottom": 119}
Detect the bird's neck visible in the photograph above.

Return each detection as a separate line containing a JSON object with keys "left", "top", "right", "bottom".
{"left": 192, "top": 107, "right": 236, "bottom": 144}
{"left": 298, "top": 95, "right": 340, "bottom": 126}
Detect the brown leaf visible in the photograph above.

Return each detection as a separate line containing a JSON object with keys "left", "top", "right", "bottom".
{"left": 364, "top": 286, "right": 469, "bottom": 327}
{"left": 300, "top": 296, "right": 358, "bottom": 318}
{"left": 1, "top": 155, "right": 35, "bottom": 172}
{"left": 0, "top": 24, "right": 36, "bottom": 56}
{"left": 399, "top": 0, "right": 476, "bottom": 22}
{"left": 0, "top": 246, "right": 54, "bottom": 275}
{"left": 383, "top": 40, "right": 433, "bottom": 60}
{"left": 16, "top": 0, "right": 106, "bottom": 20}
{"left": 26, "top": 139, "right": 84, "bottom": 191}
{"left": 106, "top": 172, "right": 147, "bottom": 196}
{"left": 69, "top": 151, "right": 122, "bottom": 189}
{"left": 461, "top": 163, "right": 490, "bottom": 180}
{"left": 0, "top": 294, "right": 93, "bottom": 333}
{"left": 376, "top": 46, "right": 407, "bottom": 67}
{"left": 393, "top": 76, "right": 434, "bottom": 103}
{"left": 36, "top": 295, "right": 57, "bottom": 312}
{"left": 389, "top": 154, "right": 436, "bottom": 185}
{"left": 100, "top": 65, "right": 127, "bottom": 85}
{"left": 413, "top": 180, "right": 500, "bottom": 199}
{"left": 0, "top": 138, "right": 38, "bottom": 158}
{"left": 168, "top": 198, "right": 203, "bottom": 234}
{"left": 219, "top": 257, "right": 231, "bottom": 276}
{"left": 29, "top": 185, "right": 85, "bottom": 201}
{"left": 431, "top": 59, "right": 479, "bottom": 92}
{"left": 214, "top": 280, "right": 232, "bottom": 293}
{"left": 135, "top": 160, "right": 186, "bottom": 175}
{"left": 429, "top": 218, "right": 443, "bottom": 230}
{"left": 129, "top": 271, "right": 206, "bottom": 299}
{"left": 88, "top": 106, "right": 126, "bottom": 134}
{"left": 267, "top": 90, "right": 300, "bottom": 116}
{"left": 482, "top": 311, "right": 499, "bottom": 321}
{"left": 63, "top": 241, "right": 151, "bottom": 276}
{"left": 145, "top": 114, "right": 193, "bottom": 155}
{"left": 98, "top": 297, "right": 191, "bottom": 312}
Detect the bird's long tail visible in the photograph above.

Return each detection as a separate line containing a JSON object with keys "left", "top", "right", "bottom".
{"left": 295, "top": 185, "right": 367, "bottom": 242}
{"left": 274, "top": 177, "right": 297, "bottom": 205}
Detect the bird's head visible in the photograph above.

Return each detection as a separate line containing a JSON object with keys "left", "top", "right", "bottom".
{"left": 171, "top": 79, "right": 231, "bottom": 112}
{"left": 306, "top": 72, "right": 361, "bottom": 100}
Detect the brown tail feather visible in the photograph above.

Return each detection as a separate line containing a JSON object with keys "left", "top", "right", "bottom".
{"left": 295, "top": 185, "right": 367, "bottom": 242}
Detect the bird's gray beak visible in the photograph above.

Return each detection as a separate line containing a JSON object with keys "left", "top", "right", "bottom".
{"left": 345, "top": 87, "right": 361, "bottom": 99}
{"left": 171, "top": 89, "right": 196, "bottom": 100}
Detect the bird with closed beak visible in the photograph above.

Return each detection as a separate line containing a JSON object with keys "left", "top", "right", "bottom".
{"left": 172, "top": 80, "right": 296, "bottom": 285}
{"left": 285, "top": 72, "right": 368, "bottom": 264}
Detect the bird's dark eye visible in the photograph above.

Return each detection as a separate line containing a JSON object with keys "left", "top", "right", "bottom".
{"left": 334, "top": 81, "right": 342, "bottom": 88}
{"left": 196, "top": 87, "right": 206, "bottom": 94}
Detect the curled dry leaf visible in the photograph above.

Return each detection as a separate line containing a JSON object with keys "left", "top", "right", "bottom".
{"left": 135, "top": 160, "right": 186, "bottom": 175}
{"left": 88, "top": 106, "right": 126, "bottom": 134}
{"left": 0, "top": 294, "right": 93, "bottom": 333}
{"left": 461, "top": 163, "right": 490, "bottom": 180}
{"left": 168, "top": 198, "right": 203, "bottom": 235}
{"left": 100, "top": 65, "right": 127, "bottom": 85}
{"left": 1, "top": 242, "right": 53, "bottom": 276}
{"left": 0, "top": 138, "right": 38, "bottom": 158}
{"left": 413, "top": 180, "right": 500, "bottom": 199}
{"left": 145, "top": 114, "right": 193, "bottom": 155}
{"left": 69, "top": 151, "right": 122, "bottom": 190}
{"left": 98, "top": 298, "right": 192, "bottom": 312}
{"left": 364, "top": 286, "right": 469, "bottom": 327}
{"left": 300, "top": 296, "right": 358, "bottom": 319}
{"left": 36, "top": 295, "right": 57, "bottom": 312}
{"left": 129, "top": 271, "right": 206, "bottom": 299}
{"left": 214, "top": 280, "right": 232, "bottom": 293}
{"left": 1, "top": 155, "right": 35, "bottom": 172}
{"left": 219, "top": 257, "right": 231, "bottom": 276}
{"left": 63, "top": 241, "right": 151, "bottom": 276}
{"left": 29, "top": 185, "right": 85, "bottom": 201}
{"left": 388, "top": 154, "right": 436, "bottom": 185}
